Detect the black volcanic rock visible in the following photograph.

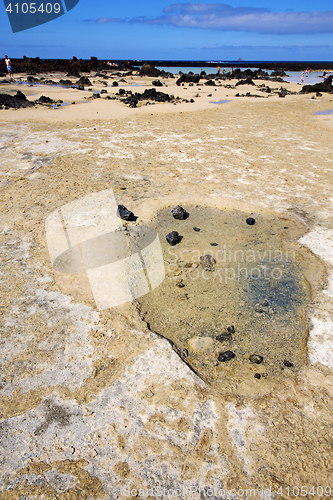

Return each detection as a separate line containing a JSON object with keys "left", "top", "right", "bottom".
{"left": 270, "top": 69, "right": 287, "bottom": 77}
{"left": 37, "top": 95, "right": 54, "bottom": 104}
{"left": 59, "top": 79, "right": 73, "bottom": 86}
{"left": 176, "top": 74, "right": 200, "bottom": 85}
{"left": 117, "top": 204, "right": 134, "bottom": 221}
{"left": 301, "top": 75, "right": 333, "bottom": 94}
{"left": 152, "top": 80, "right": 163, "bottom": 86}
{"left": 140, "top": 63, "right": 160, "bottom": 77}
{"left": 166, "top": 231, "right": 181, "bottom": 246}
{"left": 121, "top": 88, "right": 171, "bottom": 107}
{"left": 236, "top": 78, "right": 255, "bottom": 86}
{"left": 75, "top": 76, "right": 92, "bottom": 86}
{"left": 171, "top": 205, "right": 187, "bottom": 220}
{"left": 204, "top": 79, "right": 216, "bottom": 86}
{"left": 218, "top": 350, "right": 235, "bottom": 362}
{"left": 67, "top": 69, "right": 81, "bottom": 78}
{"left": 0, "top": 91, "right": 33, "bottom": 109}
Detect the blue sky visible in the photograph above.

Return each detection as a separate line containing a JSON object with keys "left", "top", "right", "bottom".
{"left": 1, "top": 0, "right": 333, "bottom": 61}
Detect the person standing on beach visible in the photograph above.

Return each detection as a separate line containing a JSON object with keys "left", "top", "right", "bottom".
{"left": 5, "top": 55, "right": 13, "bottom": 80}
{"left": 217, "top": 66, "right": 220, "bottom": 75}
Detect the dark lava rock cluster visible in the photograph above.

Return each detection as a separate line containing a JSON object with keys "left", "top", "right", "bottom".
{"left": 120, "top": 88, "right": 172, "bottom": 107}
{"left": 0, "top": 90, "right": 33, "bottom": 109}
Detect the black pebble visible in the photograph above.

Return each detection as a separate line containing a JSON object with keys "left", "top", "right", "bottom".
{"left": 249, "top": 354, "right": 263, "bottom": 364}
{"left": 283, "top": 360, "right": 294, "bottom": 367}
{"left": 254, "top": 373, "right": 261, "bottom": 379}
{"left": 218, "top": 350, "right": 235, "bottom": 362}
{"left": 193, "top": 227, "right": 200, "bottom": 232}
{"left": 171, "top": 205, "right": 187, "bottom": 220}
{"left": 246, "top": 217, "right": 256, "bottom": 225}
{"left": 210, "top": 242, "right": 218, "bottom": 246}
{"left": 117, "top": 204, "right": 134, "bottom": 221}
{"left": 227, "top": 325, "right": 235, "bottom": 334}
{"left": 216, "top": 332, "right": 232, "bottom": 343}
{"left": 166, "top": 231, "right": 181, "bottom": 246}
{"left": 176, "top": 281, "right": 185, "bottom": 288}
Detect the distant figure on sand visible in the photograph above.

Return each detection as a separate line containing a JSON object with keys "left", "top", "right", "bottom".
{"left": 217, "top": 66, "right": 220, "bottom": 75}
{"left": 301, "top": 72, "right": 304, "bottom": 84}
{"left": 230, "top": 65, "right": 233, "bottom": 75}
{"left": 223, "top": 68, "right": 226, "bottom": 74}
{"left": 5, "top": 55, "right": 13, "bottom": 80}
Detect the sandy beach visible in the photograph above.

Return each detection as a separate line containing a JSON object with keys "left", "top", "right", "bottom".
{"left": 1, "top": 69, "right": 333, "bottom": 499}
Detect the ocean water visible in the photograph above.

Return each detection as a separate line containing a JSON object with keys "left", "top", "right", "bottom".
{"left": 156, "top": 66, "right": 325, "bottom": 85}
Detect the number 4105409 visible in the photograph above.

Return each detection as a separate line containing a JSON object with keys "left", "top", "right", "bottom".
{"left": 276, "top": 486, "right": 332, "bottom": 497}
{"left": 6, "top": 3, "right": 61, "bottom": 14}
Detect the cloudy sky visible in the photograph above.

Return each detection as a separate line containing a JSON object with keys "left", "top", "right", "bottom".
{"left": 1, "top": 0, "right": 333, "bottom": 61}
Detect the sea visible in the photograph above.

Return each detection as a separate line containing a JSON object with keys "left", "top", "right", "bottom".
{"left": 155, "top": 65, "right": 326, "bottom": 85}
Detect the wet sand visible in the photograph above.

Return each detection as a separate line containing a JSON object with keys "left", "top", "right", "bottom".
{"left": 1, "top": 72, "right": 333, "bottom": 499}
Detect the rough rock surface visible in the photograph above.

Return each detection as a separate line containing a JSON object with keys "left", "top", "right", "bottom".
{"left": 0, "top": 91, "right": 33, "bottom": 109}
{"left": 301, "top": 75, "right": 333, "bottom": 94}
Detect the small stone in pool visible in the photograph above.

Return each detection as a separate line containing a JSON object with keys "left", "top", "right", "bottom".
{"left": 200, "top": 254, "right": 216, "bottom": 271}
{"left": 166, "top": 231, "right": 181, "bottom": 246}
{"left": 216, "top": 332, "right": 232, "bottom": 343}
{"left": 171, "top": 205, "right": 187, "bottom": 220}
{"left": 246, "top": 217, "right": 256, "bottom": 225}
{"left": 283, "top": 360, "right": 294, "bottom": 368}
{"left": 249, "top": 354, "right": 263, "bottom": 364}
{"left": 254, "top": 373, "right": 261, "bottom": 379}
{"left": 227, "top": 325, "right": 235, "bottom": 334}
{"left": 218, "top": 350, "right": 235, "bottom": 362}
{"left": 117, "top": 204, "right": 134, "bottom": 221}
{"left": 193, "top": 227, "right": 200, "bottom": 232}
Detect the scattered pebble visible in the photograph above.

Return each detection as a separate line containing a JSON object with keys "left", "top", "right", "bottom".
{"left": 246, "top": 217, "right": 256, "bottom": 225}
{"left": 176, "top": 281, "right": 185, "bottom": 288}
{"left": 171, "top": 205, "right": 187, "bottom": 220}
{"left": 193, "top": 227, "right": 200, "bottom": 232}
{"left": 200, "top": 254, "right": 216, "bottom": 271}
{"left": 210, "top": 242, "right": 218, "bottom": 246}
{"left": 218, "top": 350, "right": 235, "bottom": 362}
{"left": 249, "top": 354, "right": 263, "bottom": 364}
{"left": 166, "top": 231, "right": 181, "bottom": 246}
{"left": 216, "top": 332, "right": 232, "bottom": 343}
{"left": 254, "top": 373, "right": 261, "bottom": 379}
{"left": 227, "top": 325, "right": 235, "bottom": 334}
{"left": 117, "top": 204, "right": 134, "bottom": 221}
{"left": 283, "top": 360, "right": 294, "bottom": 367}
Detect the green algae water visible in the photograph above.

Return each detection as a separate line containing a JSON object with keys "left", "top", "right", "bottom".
{"left": 136, "top": 206, "right": 325, "bottom": 391}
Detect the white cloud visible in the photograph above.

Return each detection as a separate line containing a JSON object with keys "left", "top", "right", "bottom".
{"left": 129, "top": 3, "right": 333, "bottom": 35}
